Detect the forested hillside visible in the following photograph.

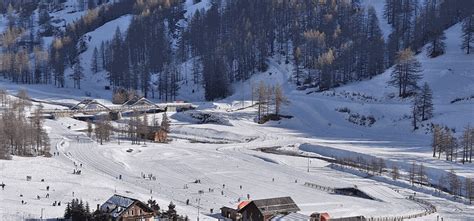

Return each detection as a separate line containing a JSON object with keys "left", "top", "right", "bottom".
{"left": 0, "top": 0, "right": 472, "bottom": 102}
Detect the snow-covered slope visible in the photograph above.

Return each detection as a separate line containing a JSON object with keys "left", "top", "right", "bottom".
{"left": 267, "top": 23, "right": 474, "bottom": 185}
{"left": 0, "top": 2, "right": 473, "bottom": 221}
{"left": 333, "top": 23, "right": 473, "bottom": 133}
{"left": 76, "top": 15, "right": 133, "bottom": 96}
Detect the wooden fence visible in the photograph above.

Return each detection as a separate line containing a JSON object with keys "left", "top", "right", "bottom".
{"left": 304, "top": 182, "right": 335, "bottom": 193}
{"left": 304, "top": 182, "right": 437, "bottom": 221}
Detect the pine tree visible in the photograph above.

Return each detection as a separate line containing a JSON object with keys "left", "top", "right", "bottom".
{"left": 71, "top": 58, "right": 84, "bottom": 89}
{"left": 91, "top": 47, "right": 99, "bottom": 73}
{"left": 426, "top": 31, "right": 446, "bottom": 58}
{"left": 51, "top": 38, "right": 66, "bottom": 88}
{"left": 462, "top": 15, "right": 474, "bottom": 54}
{"left": 419, "top": 82, "right": 434, "bottom": 121}
{"left": 64, "top": 203, "right": 72, "bottom": 219}
{"left": 366, "top": 6, "right": 385, "bottom": 77}
{"left": 100, "top": 41, "right": 106, "bottom": 71}
{"left": 411, "top": 94, "right": 421, "bottom": 130}
{"left": 388, "top": 48, "right": 423, "bottom": 98}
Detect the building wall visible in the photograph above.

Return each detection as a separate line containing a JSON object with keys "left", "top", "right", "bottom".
{"left": 240, "top": 203, "right": 264, "bottom": 221}
{"left": 121, "top": 203, "right": 154, "bottom": 221}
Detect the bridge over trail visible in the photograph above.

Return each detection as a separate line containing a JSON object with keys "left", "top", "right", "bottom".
{"left": 40, "top": 98, "right": 193, "bottom": 118}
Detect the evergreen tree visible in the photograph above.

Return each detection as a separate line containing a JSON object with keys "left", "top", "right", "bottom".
{"left": 91, "top": 47, "right": 99, "bottom": 73}
{"left": 411, "top": 94, "right": 421, "bottom": 130}
{"left": 71, "top": 57, "right": 84, "bottom": 89}
{"left": 64, "top": 203, "right": 72, "bottom": 219}
{"left": 388, "top": 48, "right": 423, "bottom": 98}
{"left": 167, "top": 202, "right": 177, "bottom": 218}
{"left": 426, "top": 31, "right": 446, "bottom": 58}
{"left": 419, "top": 82, "right": 434, "bottom": 121}
{"left": 50, "top": 38, "right": 66, "bottom": 88}
{"left": 462, "top": 15, "right": 474, "bottom": 54}
{"left": 366, "top": 6, "right": 385, "bottom": 78}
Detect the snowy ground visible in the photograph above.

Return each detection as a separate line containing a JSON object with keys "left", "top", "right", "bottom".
{"left": 1, "top": 97, "right": 473, "bottom": 220}
{"left": 1, "top": 1, "right": 474, "bottom": 221}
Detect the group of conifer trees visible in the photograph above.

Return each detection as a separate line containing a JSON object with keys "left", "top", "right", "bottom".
{"left": 0, "top": 0, "right": 473, "bottom": 102}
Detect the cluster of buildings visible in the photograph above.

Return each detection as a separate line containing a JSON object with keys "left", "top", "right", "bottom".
{"left": 219, "top": 196, "right": 362, "bottom": 221}
{"left": 97, "top": 195, "right": 364, "bottom": 221}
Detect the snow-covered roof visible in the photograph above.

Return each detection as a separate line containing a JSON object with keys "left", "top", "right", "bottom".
{"left": 242, "top": 197, "right": 300, "bottom": 216}
{"left": 99, "top": 194, "right": 138, "bottom": 218}
{"left": 271, "top": 212, "right": 310, "bottom": 221}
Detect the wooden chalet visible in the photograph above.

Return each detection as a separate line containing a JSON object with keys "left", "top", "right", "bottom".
{"left": 222, "top": 196, "right": 300, "bottom": 221}
{"left": 100, "top": 194, "right": 155, "bottom": 221}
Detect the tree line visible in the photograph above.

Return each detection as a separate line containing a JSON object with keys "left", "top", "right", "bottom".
{"left": 0, "top": 89, "right": 50, "bottom": 159}
{"left": 432, "top": 124, "right": 474, "bottom": 164}
{"left": 385, "top": 0, "right": 473, "bottom": 61}
{"left": 0, "top": 0, "right": 473, "bottom": 102}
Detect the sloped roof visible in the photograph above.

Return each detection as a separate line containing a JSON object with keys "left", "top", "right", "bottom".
{"left": 237, "top": 201, "right": 250, "bottom": 210}
{"left": 241, "top": 197, "right": 300, "bottom": 216}
{"left": 271, "top": 212, "right": 310, "bottom": 221}
{"left": 123, "top": 97, "right": 156, "bottom": 107}
{"left": 100, "top": 194, "right": 151, "bottom": 218}
{"left": 71, "top": 99, "right": 111, "bottom": 111}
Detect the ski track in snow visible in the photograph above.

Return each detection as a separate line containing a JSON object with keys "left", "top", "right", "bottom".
{"left": 1, "top": 1, "right": 474, "bottom": 220}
